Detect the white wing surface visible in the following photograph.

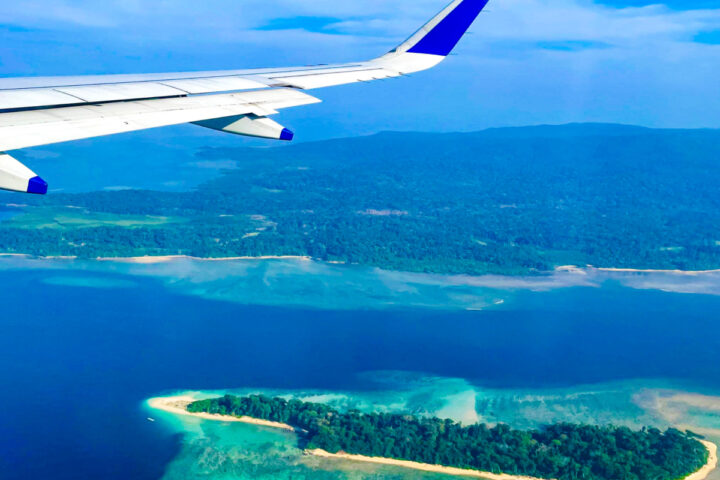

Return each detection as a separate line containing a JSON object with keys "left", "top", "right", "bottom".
{"left": 0, "top": 0, "right": 490, "bottom": 194}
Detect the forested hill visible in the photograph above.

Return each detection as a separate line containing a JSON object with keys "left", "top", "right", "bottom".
{"left": 188, "top": 394, "right": 709, "bottom": 480}
{"left": 2, "top": 123, "right": 720, "bottom": 275}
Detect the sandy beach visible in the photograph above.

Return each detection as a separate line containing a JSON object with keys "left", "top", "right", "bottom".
{"left": 147, "top": 395, "right": 297, "bottom": 432}
{"left": 100, "top": 255, "right": 312, "bottom": 264}
{"left": 309, "top": 440, "right": 718, "bottom": 480}
{"left": 684, "top": 441, "right": 717, "bottom": 480}
{"left": 307, "top": 449, "right": 551, "bottom": 480}
{"left": 553, "top": 265, "right": 720, "bottom": 276}
{"left": 596, "top": 267, "right": 720, "bottom": 276}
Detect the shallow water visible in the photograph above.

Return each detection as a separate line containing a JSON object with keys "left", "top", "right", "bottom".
{"left": 1, "top": 258, "right": 720, "bottom": 479}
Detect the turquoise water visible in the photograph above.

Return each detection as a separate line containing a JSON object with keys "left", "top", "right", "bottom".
{"left": 0, "top": 210, "right": 19, "bottom": 221}
{"left": 1, "top": 258, "right": 720, "bottom": 479}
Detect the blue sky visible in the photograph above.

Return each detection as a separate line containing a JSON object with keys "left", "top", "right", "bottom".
{"left": 0, "top": 0, "right": 719, "bottom": 142}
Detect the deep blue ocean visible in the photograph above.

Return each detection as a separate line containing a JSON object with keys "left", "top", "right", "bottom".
{"left": 2, "top": 267, "right": 720, "bottom": 479}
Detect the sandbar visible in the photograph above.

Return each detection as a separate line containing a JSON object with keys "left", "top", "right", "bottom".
{"left": 147, "top": 395, "right": 297, "bottom": 432}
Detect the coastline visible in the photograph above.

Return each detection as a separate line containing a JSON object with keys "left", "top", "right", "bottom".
{"left": 98, "top": 255, "right": 313, "bottom": 264}
{"left": 595, "top": 267, "right": 720, "bottom": 276}
{"left": 307, "top": 449, "right": 551, "bottom": 480}
{"left": 309, "top": 441, "right": 717, "bottom": 480}
{"left": 555, "top": 265, "right": 720, "bottom": 276}
{"left": 0, "top": 253, "right": 313, "bottom": 264}
{"left": 3, "top": 252, "right": 720, "bottom": 277}
{"left": 684, "top": 441, "right": 717, "bottom": 480}
{"left": 147, "top": 395, "right": 298, "bottom": 432}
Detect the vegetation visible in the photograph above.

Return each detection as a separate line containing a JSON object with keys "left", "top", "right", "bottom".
{"left": 3, "top": 124, "right": 720, "bottom": 274}
{"left": 188, "top": 394, "right": 709, "bottom": 480}
{"left": 0, "top": 206, "right": 185, "bottom": 230}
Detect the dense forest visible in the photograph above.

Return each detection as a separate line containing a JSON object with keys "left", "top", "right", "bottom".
{"left": 3, "top": 124, "right": 720, "bottom": 274}
{"left": 188, "top": 394, "right": 709, "bottom": 480}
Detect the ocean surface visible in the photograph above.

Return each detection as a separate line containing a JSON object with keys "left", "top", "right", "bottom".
{"left": 1, "top": 258, "right": 720, "bottom": 479}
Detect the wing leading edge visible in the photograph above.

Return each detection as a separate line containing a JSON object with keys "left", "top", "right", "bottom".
{"left": 0, "top": 0, "right": 489, "bottom": 194}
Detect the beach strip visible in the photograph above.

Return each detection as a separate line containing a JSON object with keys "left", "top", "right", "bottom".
{"left": 309, "top": 440, "right": 718, "bottom": 480}
{"left": 596, "top": 267, "right": 720, "bottom": 276}
{"left": 147, "top": 395, "right": 297, "bottom": 432}
{"left": 307, "top": 449, "right": 550, "bottom": 480}
{"left": 100, "top": 255, "right": 312, "bottom": 264}
{"left": 684, "top": 441, "right": 717, "bottom": 480}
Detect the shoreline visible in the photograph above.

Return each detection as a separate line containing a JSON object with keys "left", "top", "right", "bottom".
{"left": 555, "top": 265, "right": 720, "bottom": 276}
{"left": 3, "top": 253, "right": 720, "bottom": 277}
{"left": 307, "top": 449, "right": 551, "bottom": 480}
{"left": 684, "top": 441, "right": 717, "bottom": 480}
{"left": 0, "top": 253, "right": 313, "bottom": 264}
{"left": 98, "top": 255, "right": 313, "bottom": 264}
{"left": 595, "top": 267, "right": 720, "bottom": 276}
{"left": 309, "top": 440, "right": 717, "bottom": 480}
{"left": 147, "top": 395, "right": 298, "bottom": 432}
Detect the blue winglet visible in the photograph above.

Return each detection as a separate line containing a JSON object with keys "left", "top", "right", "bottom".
{"left": 280, "top": 128, "right": 295, "bottom": 141}
{"left": 408, "top": 0, "right": 490, "bottom": 57}
{"left": 27, "top": 176, "right": 48, "bottom": 195}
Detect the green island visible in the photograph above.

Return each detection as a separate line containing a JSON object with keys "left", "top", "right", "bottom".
{"left": 3, "top": 124, "right": 720, "bottom": 275}
{"left": 187, "top": 394, "right": 709, "bottom": 480}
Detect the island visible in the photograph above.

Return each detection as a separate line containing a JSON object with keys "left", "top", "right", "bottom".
{"left": 4, "top": 125, "right": 720, "bottom": 276}
{"left": 154, "top": 393, "right": 714, "bottom": 480}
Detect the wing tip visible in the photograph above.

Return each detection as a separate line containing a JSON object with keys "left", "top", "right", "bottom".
{"left": 403, "top": 0, "right": 490, "bottom": 57}
{"left": 280, "top": 128, "right": 295, "bottom": 142}
{"left": 27, "top": 176, "right": 48, "bottom": 195}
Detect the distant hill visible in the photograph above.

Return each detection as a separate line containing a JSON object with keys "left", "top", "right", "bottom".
{"left": 2, "top": 123, "right": 720, "bottom": 275}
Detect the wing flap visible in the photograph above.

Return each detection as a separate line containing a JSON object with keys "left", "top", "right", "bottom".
{"left": 161, "top": 77, "right": 269, "bottom": 94}
{"left": 0, "top": 89, "right": 86, "bottom": 110}
{"left": 55, "top": 82, "right": 187, "bottom": 103}
{"left": 0, "top": 83, "right": 188, "bottom": 112}
{"left": 0, "top": 88, "right": 320, "bottom": 151}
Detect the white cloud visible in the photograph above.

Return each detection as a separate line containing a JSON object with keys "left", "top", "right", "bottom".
{"left": 2, "top": 0, "right": 719, "bottom": 43}
{"left": 0, "top": 0, "right": 718, "bottom": 130}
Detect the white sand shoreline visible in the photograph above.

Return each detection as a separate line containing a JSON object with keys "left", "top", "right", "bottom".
{"left": 554, "top": 265, "right": 720, "bottom": 276}
{"left": 3, "top": 253, "right": 720, "bottom": 276}
{"left": 0, "top": 253, "right": 313, "bottom": 264}
{"left": 307, "top": 449, "right": 552, "bottom": 480}
{"left": 147, "top": 395, "right": 298, "bottom": 432}
{"left": 596, "top": 267, "right": 720, "bottom": 276}
{"left": 309, "top": 440, "right": 717, "bottom": 480}
{"left": 684, "top": 440, "right": 717, "bottom": 480}
{"left": 100, "top": 255, "right": 313, "bottom": 264}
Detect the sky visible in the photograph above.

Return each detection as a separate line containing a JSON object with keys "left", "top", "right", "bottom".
{"left": 0, "top": 0, "right": 719, "bottom": 142}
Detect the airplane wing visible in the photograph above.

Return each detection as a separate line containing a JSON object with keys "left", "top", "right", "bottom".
{"left": 0, "top": 0, "right": 490, "bottom": 194}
